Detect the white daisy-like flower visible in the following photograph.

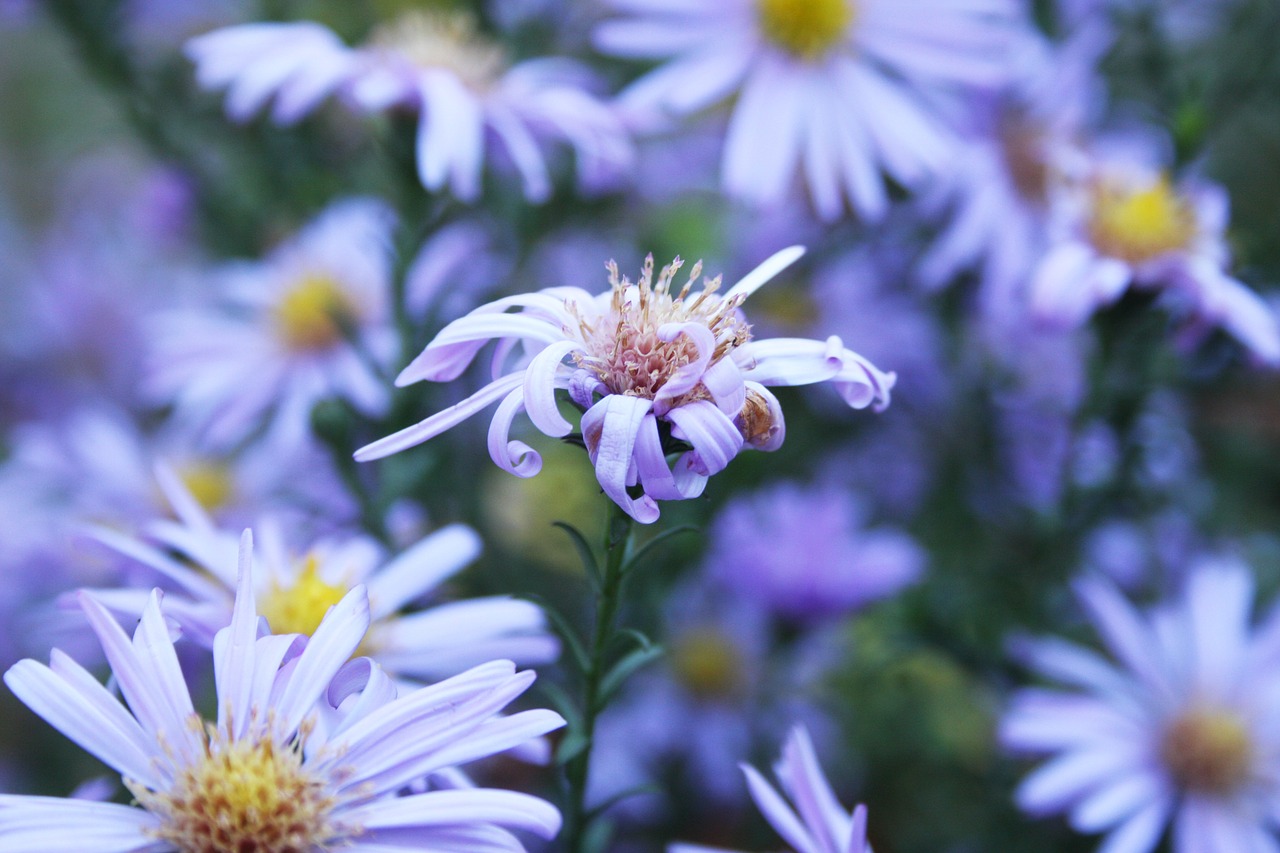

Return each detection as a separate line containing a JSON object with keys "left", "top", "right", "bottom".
{"left": 1001, "top": 559, "right": 1280, "bottom": 853}
{"left": 147, "top": 197, "right": 397, "bottom": 450}
{"left": 82, "top": 468, "right": 558, "bottom": 684}
{"left": 1, "top": 531, "right": 565, "bottom": 852}
{"left": 186, "top": 11, "right": 633, "bottom": 201}
{"left": 595, "top": 0, "right": 1025, "bottom": 220}
{"left": 1028, "top": 153, "right": 1280, "bottom": 364}
{"left": 354, "top": 246, "right": 894, "bottom": 524}
{"left": 669, "top": 724, "right": 873, "bottom": 853}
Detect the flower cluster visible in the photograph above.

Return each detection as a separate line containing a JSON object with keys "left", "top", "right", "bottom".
{"left": 3, "top": 0, "right": 1280, "bottom": 851}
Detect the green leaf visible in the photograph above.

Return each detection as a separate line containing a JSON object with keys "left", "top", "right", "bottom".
{"left": 620, "top": 524, "right": 698, "bottom": 577}
{"left": 581, "top": 814, "right": 616, "bottom": 853}
{"left": 536, "top": 680, "right": 582, "bottom": 731}
{"left": 521, "top": 593, "right": 591, "bottom": 673}
{"left": 598, "top": 644, "right": 665, "bottom": 709}
{"left": 610, "top": 628, "right": 655, "bottom": 656}
{"left": 555, "top": 729, "right": 591, "bottom": 766}
{"left": 553, "top": 520, "right": 603, "bottom": 593}
{"left": 586, "top": 783, "right": 664, "bottom": 821}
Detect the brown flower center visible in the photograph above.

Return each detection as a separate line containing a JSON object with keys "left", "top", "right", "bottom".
{"left": 670, "top": 626, "right": 746, "bottom": 700}
{"left": 573, "top": 255, "right": 751, "bottom": 404}
{"left": 1160, "top": 707, "right": 1253, "bottom": 796}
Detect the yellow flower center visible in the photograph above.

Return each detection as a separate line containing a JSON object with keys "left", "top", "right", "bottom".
{"left": 1087, "top": 175, "right": 1197, "bottom": 264}
{"left": 1160, "top": 707, "right": 1253, "bottom": 795}
{"left": 132, "top": 724, "right": 338, "bottom": 853}
{"left": 670, "top": 626, "right": 746, "bottom": 700}
{"left": 274, "top": 274, "right": 356, "bottom": 353}
{"left": 175, "top": 460, "right": 235, "bottom": 513}
{"left": 368, "top": 11, "right": 507, "bottom": 90}
{"left": 757, "top": 0, "right": 855, "bottom": 59}
{"left": 573, "top": 256, "right": 751, "bottom": 404}
{"left": 258, "top": 555, "right": 348, "bottom": 638}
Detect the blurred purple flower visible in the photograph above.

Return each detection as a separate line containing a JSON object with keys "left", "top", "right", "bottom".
{"left": 354, "top": 247, "right": 894, "bottom": 523}
{"left": 704, "top": 481, "right": 924, "bottom": 623}
{"left": 917, "top": 29, "right": 1102, "bottom": 313}
{"left": 595, "top": 0, "right": 1025, "bottom": 220}
{"left": 82, "top": 472, "right": 558, "bottom": 682}
{"left": 1002, "top": 559, "right": 1280, "bottom": 852}
{"left": 147, "top": 198, "right": 397, "bottom": 450}
{"left": 2, "top": 406, "right": 354, "bottom": 534}
{"left": 1029, "top": 152, "right": 1280, "bottom": 364}
{"left": 186, "top": 11, "right": 632, "bottom": 201}
{"left": 0, "top": 533, "right": 565, "bottom": 850}
{"left": 590, "top": 580, "right": 834, "bottom": 820}
{"left": 669, "top": 724, "right": 872, "bottom": 853}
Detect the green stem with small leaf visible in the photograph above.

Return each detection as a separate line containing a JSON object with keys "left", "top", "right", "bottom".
{"left": 560, "top": 500, "right": 634, "bottom": 853}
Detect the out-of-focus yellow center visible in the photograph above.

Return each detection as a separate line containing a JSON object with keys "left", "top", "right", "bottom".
{"left": 274, "top": 274, "right": 354, "bottom": 352}
{"left": 369, "top": 11, "right": 506, "bottom": 90}
{"left": 175, "top": 460, "right": 234, "bottom": 513}
{"left": 1087, "top": 175, "right": 1196, "bottom": 264}
{"left": 1161, "top": 707, "right": 1253, "bottom": 795}
{"left": 258, "top": 555, "right": 347, "bottom": 637}
{"left": 670, "top": 626, "right": 745, "bottom": 700}
{"left": 757, "top": 0, "right": 855, "bottom": 59}
{"left": 134, "top": 727, "right": 336, "bottom": 853}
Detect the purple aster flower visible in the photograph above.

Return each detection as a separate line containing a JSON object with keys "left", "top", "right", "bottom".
{"left": 0, "top": 531, "right": 565, "bottom": 852}
{"left": 147, "top": 198, "right": 397, "bottom": 450}
{"left": 703, "top": 481, "right": 924, "bottom": 623}
{"left": 917, "top": 30, "right": 1102, "bottom": 312}
{"left": 82, "top": 472, "right": 557, "bottom": 682}
{"left": 1001, "top": 559, "right": 1280, "bottom": 852}
{"left": 186, "top": 10, "right": 632, "bottom": 201}
{"left": 354, "top": 247, "right": 894, "bottom": 523}
{"left": 3, "top": 405, "right": 356, "bottom": 534}
{"left": 669, "top": 724, "right": 872, "bottom": 853}
{"left": 1028, "top": 150, "right": 1280, "bottom": 365}
{"left": 595, "top": 0, "right": 1025, "bottom": 221}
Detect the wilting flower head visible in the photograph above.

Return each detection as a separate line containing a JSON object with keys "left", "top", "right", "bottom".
{"left": 1029, "top": 152, "right": 1280, "bottom": 364}
{"left": 84, "top": 471, "right": 557, "bottom": 682}
{"left": 355, "top": 247, "right": 894, "bottom": 523}
{"left": 704, "top": 481, "right": 924, "bottom": 623}
{"left": 669, "top": 724, "right": 872, "bottom": 853}
{"left": 1001, "top": 559, "right": 1280, "bottom": 853}
{"left": 147, "top": 198, "right": 397, "bottom": 450}
{"left": 186, "top": 11, "right": 632, "bottom": 201}
{"left": 1, "top": 531, "right": 565, "bottom": 851}
{"left": 595, "top": 0, "right": 1024, "bottom": 220}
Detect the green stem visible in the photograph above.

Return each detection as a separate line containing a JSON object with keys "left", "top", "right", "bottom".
{"left": 562, "top": 501, "right": 634, "bottom": 853}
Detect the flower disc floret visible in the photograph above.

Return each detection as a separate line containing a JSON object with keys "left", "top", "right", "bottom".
{"left": 1161, "top": 707, "right": 1254, "bottom": 796}
{"left": 574, "top": 256, "right": 750, "bottom": 406}
{"left": 1087, "top": 174, "right": 1196, "bottom": 264}
{"left": 368, "top": 11, "right": 506, "bottom": 91}
{"left": 757, "top": 0, "right": 856, "bottom": 59}
{"left": 132, "top": 721, "right": 338, "bottom": 853}
{"left": 258, "top": 554, "right": 348, "bottom": 638}
{"left": 274, "top": 273, "right": 359, "bottom": 352}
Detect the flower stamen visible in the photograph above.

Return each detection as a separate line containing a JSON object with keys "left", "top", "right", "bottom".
{"left": 572, "top": 255, "right": 752, "bottom": 406}
{"left": 757, "top": 0, "right": 856, "bottom": 60}
{"left": 131, "top": 720, "right": 339, "bottom": 853}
